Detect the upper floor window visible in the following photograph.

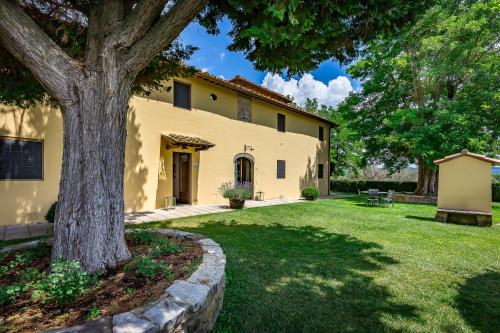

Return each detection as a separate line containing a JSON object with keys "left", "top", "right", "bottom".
{"left": 319, "top": 126, "right": 324, "bottom": 141}
{"left": 277, "top": 160, "right": 286, "bottom": 179}
{"left": 0, "top": 137, "right": 43, "bottom": 180}
{"left": 318, "top": 163, "right": 324, "bottom": 179}
{"left": 277, "top": 113, "right": 286, "bottom": 132}
{"left": 173, "top": 81, "right": 191, "bottom": 109}
{"left": 237, "top": 94, "right": 252, "bottom": 122}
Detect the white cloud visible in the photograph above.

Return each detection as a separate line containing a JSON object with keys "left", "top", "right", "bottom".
{"left": 261, "top": 73, "right": 353, "bottom": 107}
{"left": 218, "top": 75, "right": 225, "bottom": 80}
{"left": 219, "top": 52, "right": 225, "bottom": 61}
{"left": 200, "top": 67, "right": 210, "bottom": 72}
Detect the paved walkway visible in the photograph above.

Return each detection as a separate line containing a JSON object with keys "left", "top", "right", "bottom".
{"left": 0, "top": 195, "right": 349, "bottom": 241}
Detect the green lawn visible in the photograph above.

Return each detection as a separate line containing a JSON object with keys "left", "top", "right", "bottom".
{"left": 130, "top": 199, "right": 500, "bottom": 333}
{"left": 1, "top": 200, "right": 497, "bottom": 332}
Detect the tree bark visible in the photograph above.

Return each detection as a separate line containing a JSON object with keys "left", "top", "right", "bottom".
{"left": 415, "top": 157, "right": 438, "bottom": 196}
{"left": 51, "top": 46, "right": 133, "bottom": 272}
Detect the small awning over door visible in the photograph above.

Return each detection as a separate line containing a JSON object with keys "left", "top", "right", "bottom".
{"left": 162, "top": 134, "right": 215, "bottom": 151}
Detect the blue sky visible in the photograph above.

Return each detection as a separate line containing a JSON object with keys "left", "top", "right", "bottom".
{"left": 179, "top": 19, "right": 359, "bottom": 107}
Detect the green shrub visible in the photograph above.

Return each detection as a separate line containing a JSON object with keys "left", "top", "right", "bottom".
{"left": 32, "top": 259, "right": 93, "bottom": 305}
{"left": 126, "top": 255, "right": 173, "bottom": 279}
{"left": 0, "top": 284, "right": 22, "bottom": 306}
{"left": 20, "top": 267, "right": 44, "bottom": 287}
{"left": 148, "top": 238, "right": 180, "bottom": 257}
{"left": 3, "top": 243, "right": 50, "bottom": 272}
{"left": 301, "top": 187, "right": 320, "bottom": 200}
{"left": 219, "top": 181, "right": 252, "bottom": 201}
{"left": 331, "top": 180, "right": 417, "bottom": 194}
{"left": 128, "top": 230, "right": 161, "bottom": 245}
{"left": 45, "top": 201, "right": 58, "bottom": 223}
{"left": 85, "top": 306, "right": 101, "bottom": 320}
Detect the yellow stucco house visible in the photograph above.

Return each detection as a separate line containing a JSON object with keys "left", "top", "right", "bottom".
{"left": 0, "top": 72, "right": 334, "bottom": 226}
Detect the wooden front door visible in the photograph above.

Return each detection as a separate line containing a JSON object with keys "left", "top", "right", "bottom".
{"left": 173, "top": 152, "right": 191, "bottom": 204}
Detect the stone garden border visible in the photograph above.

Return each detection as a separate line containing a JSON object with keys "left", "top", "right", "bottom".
{"left": 1, "top": 229, "right": 226, "bottom": 333}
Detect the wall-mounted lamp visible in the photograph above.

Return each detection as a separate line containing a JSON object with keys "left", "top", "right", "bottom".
{"left": 244, "top": 144, "right": 254, "bottom": 153}
{"left": 210, "top": 93, "right": 217, "bottom": 101}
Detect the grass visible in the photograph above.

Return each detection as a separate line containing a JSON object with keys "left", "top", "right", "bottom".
{"left": 130, "top": 199, "right": 500, "bottom": 333}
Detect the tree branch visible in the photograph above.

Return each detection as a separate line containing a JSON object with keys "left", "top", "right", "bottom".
{"left": 117, "top": 0, "right": 170, "bottom": 49}
{"left": 124, "top": 0, "right": 208, "bottom": 72}
{"left": 0, "top": 0, "right": 82, "bottom": 106}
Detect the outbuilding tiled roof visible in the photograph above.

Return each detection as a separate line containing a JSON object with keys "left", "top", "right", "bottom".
{"left": 163, "top": 134, "right": 215, "bottom": 151}
{"left": 434, "top": 149, "right": 500, "bottom": 165}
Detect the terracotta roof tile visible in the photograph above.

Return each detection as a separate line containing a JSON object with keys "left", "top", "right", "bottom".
{"left": 163, "top": 134, "right": 215, "bottom": 151}
{"left": 434, "top": 149, "right": 500, "bottom": 165}
{"left": 194, "top": 71, "right": 336, "bottom": 127}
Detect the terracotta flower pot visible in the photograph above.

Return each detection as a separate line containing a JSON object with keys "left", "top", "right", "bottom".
{"left": 229, "top": 199, "right": 245, "bottom": 209}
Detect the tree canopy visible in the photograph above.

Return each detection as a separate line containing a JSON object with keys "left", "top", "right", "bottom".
{"left": 338, "top": 0, "right": 499, "bottom": 194}
{"left": 0, "top": 0, "right": 430, "bottom": 106}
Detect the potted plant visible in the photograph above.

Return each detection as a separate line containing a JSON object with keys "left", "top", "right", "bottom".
{"left": 219, "top": 181, "right": 252, "bottom": 209}
{"left": 301, "top": 187, "right": 320, "bottom": 201}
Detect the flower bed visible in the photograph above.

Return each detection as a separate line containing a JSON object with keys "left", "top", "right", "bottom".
{"left": 0, "top": 229, "right": 226, "bottom": 333}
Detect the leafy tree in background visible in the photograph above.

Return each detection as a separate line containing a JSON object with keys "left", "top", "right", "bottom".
{"left": 339, "top": 0, "right": 499, "bottom": 195}
{"left": 303, "top": 98, "right": 363, "bottom": 178}
{"left": 0, "top": 0, "right": 429, "bottom": 272}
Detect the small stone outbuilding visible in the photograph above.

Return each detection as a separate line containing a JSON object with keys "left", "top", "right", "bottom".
{"left": 434, "top": 150, "right": 499, "bottom": 227}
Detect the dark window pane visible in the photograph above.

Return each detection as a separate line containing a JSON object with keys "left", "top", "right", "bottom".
{"left": 174, "top": 81, "right": 191, "bottom": 109}
{"left": 318, "top": 164, "right": 324, "bottom": 179}
{"left": 277, "top": 113, "right": 286, "bottom": 132}
{"left": 277, "top": 160, "right": 286, "bottom": 179}
{"left": 319, "top": 126, "right": 324, "bottom": 141}
{"left": 0, "top": 138, "right": 43, "bottom": 180}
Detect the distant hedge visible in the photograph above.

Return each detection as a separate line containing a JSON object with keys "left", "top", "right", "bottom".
{"left": 331, "top": 181, "right": 417, "bottom": 193}
{"left": 493, "top": 183, "right": 500, "bottom": 202}
{"left": 331, "top": 181, "right": 500, "bottom": 202}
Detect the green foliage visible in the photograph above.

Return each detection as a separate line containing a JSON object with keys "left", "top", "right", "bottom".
{"left": 201, "top": 1, "right": 430, "bottom": 75}
{"left": 45, "top": 201, "right": 57, "bottom": 224}
{"left": 127, "top": 256, "right": 173, "bottom": 279}
{"left": 9, "top": 243, "right": 50, "bottom": 269}
{"left": 301, "top": 187, "right": 320, "bottom": 201}
{"left": 339, "top": 0, "right": 500, "bottom": 173}
{"left": 0, "top": 1, "right": 430, "bottom": 105}
{"left": 219, "top": 182, "right": 252, "bottom": 201}
{"left": 0, "top": 284, "right": 22, "bottom": 306}
{"left": 32, "top": 259, "right": 94, "bottom": 305}
{"left": 331, "top": 181, "right": 417, "bottom": 194}
{"left": 303, "top": 98, "right": 363, "bottom": 177}
{"left": 148, "top": 238, "right": 180, "bottom": 258}
{"left": 493, "top": 183, "right": 500, "bottom": 202}
{"left": 85, "top": 306, "right": 101, "bottom": 321}
{"left": 127, "top": 230, "right": 161, "bottom": 246}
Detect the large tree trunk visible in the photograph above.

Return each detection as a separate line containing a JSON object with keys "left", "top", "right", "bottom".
{"left": 51, "top": 49, "right": 132, "bottom": 272}
{"left": 415, "top": 157, "right": 438, "bottom": 196}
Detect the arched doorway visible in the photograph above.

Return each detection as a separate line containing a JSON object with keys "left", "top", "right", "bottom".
{"left": 234, "top": 154, "right": 254, "bottom": 189}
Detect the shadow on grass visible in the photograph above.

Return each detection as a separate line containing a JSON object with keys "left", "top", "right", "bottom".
{"left": 405, "top": 215, "right": 436, "bottom": 222}
{"left": 455, "top": 271, "right": 500, "bottom": 333}
{"left": 133, "top": 219, "right": 418, "bottom": 332}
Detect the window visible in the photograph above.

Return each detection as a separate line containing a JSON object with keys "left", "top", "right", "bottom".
{"left": 0, "top": 137, "right": 43, "bottom": 180}
{"left": 173, "top": 81, "right": 191, "bottom": 109}
{"left": 277, "top": 113, "right": 286, "bottom": 132}
{"left": 277, "top": 160, "right": 286, "bottom": 179}
{"left": 318, "top": 163, "right": 324, "bottom": 179}
{"left": 319, "top": 126, "right": 324, "bottom": 141}
{"left": 237, "top": 94, "right": 252, "bottom": 122}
